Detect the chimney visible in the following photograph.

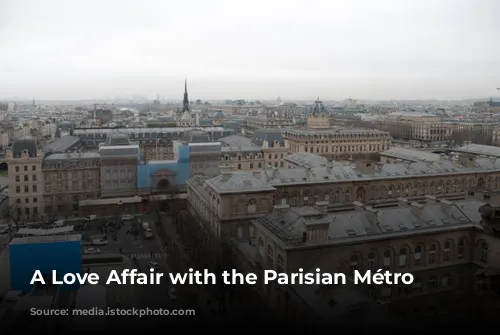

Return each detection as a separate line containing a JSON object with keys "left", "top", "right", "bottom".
{"left": 253, "top": 171, "right": 261, "bottom": 179}
{"left": 353, "top": 201, "right": 364, "bottom": 212}
{"left": 274, "top": 204, "right": 290, "bottom": 215}
{"left": 355, "top": 161, "right": 375, "bottom": 174}
{"left": 315, "top": 201, "right": 328, "bottom": 213}
{"left": 397, "top": 197, "right": 410, "bottom": 207}
{"left": 220, "top": 167, "right": 231, "bottom": 182}
{"left": 425, "top": 195, "right": 438, "bottom": 203}
{"left": 440, "top": 199, "right": 454, "bottom": 206}
{"left": 364, "top": 206, "right": 378, "bottom": 214}
{"left": 326, "top": 163, "right": 333, "bottom": 173}
{"left": 410, "top": 202, "right": 424, "bottom": 209}
{"left": 458, "top": 154, "right": 476, "bottom": 168}
{"left": 272, "top": 167, "right": 279, "bottom": 179}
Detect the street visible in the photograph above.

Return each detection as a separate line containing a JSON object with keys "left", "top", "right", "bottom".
{"left": 79, "top": 214, "right": 195, "bottom": 329}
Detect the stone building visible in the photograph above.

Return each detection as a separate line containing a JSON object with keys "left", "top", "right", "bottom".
{"left": 219, "top": 130, "right": 288, "bottom": 171}
{"left": 235, "top": 197, "right": 498, "bottom": 325}
{"left": 306, "top": 98, "right": 330, "bottom": 129}
{"left": 282, "top": 128, "right": 392, "bottom": 161}
{"left": 6, "top": 137, "right": 45, "bottom": 221}
{"left": 42, "top": 153, "right": 101, "bottom": 216}
{"left": 99, "top": 133, "right": 139, "bottom": 198}
{"left": 186, "top": 153, "right": 500, "bottom": 240}
{"left": 375, "top": 112, "right": 451, "bottom": 142}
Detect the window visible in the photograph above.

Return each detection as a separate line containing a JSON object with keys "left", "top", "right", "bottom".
{"left": 277, "top": 254, "right": 284, "bottom": 273}
{"left": 15, "top": 176, "right": 19, "bottom": 182}
{"left": 480, "top": 242, "right": 488, "bottom": 263}
{"left": 267, "top": 246, "right": 274, "bottom": 266}
{"left": 16, "top": 186, "right": 20, "bottom": 193}
{"left": 399, "top": 249, "right": 407, "bottom": 267}
{"left": 237, "top": 164, "right": 241, "bottom": 169}
{"left": 15, "top": 166, "right": 19, "bottom": 172}
{"left": 414, "top": 245, "right": 422, "bottom": 266}
{"left": 24, "top": 175, "right": 28, "bottom": 182}
{"left": 429, "top": 244, "right": 436, "bottom": 264}
{"left": 33, "top": 198, "right": 37, "bottom": 203}
{"left": 25, "top": 198, "right": 29, "bottom": 203}
{"left": 458, "top": 239, "right": 465, "bottom": 259}
{"left": 350, "top": 255, "right": 358, "bottom": 275}
{"left": 32, "top": 175, "right": 37, "bottom": 181}
{"left": 249, "top": 163, "right": 253, "bottom": 169}
{"left": 442, "top": 273, "right": 452, "bottom": 287}
{"left": 427, "top": 275, "right": 438, "bottom": 289}
{"left": 32, "top": 165, "right": 36, "bottom": 171}
{"left": 237, "top": 227, "right": 243, "bottom": 239}
{"left": 443, "top": 241, "right": 450, "bottom": 261}
{"left": 367, "top": 252, "right": 375, "bottom": 271}
{"left": 24, "top": 186, "right": 28, "bottom": 192}
{"left": 412, "top": 278, "right": 423, "bottom": 293}
{"left": 32, "top": 185, "right": 37, "bottom": 192}
{"left": 383, "top": 250, "right": 391, "bottom": 269}
{"left": 24, "top": 166, "right": 28, "bottom": 172}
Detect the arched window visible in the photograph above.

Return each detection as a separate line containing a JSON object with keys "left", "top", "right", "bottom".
{"left": 267, "top": 245, "right": 274, "bottom": 266}
{"left": 444, "top": 241, "right": 451, "bottom": 261}
{"left": 429, "top": 244, "right": 437, "bottom": 264}
{"left": 277, "top": 254, "right": 284, "bottom": 272}
{"left": 367, "top": 252, "right": 375, "bottom": 271}
{"left": 458, "top": 239, "right": 465, "bottom": 259}
{"left": 480, "top": 242, "right": 488, "bottom": 263}
{"left": 399, "top": 248, "right": 407, "bottom": 267}
{"left": 258, "top": 238, "right": 264, "bottom": 257}
{"left": 383, "top": 250, "right": 391, "bottom": 269}
{"left": 350, "top": 255, "right": 358, "bottom": 274}
{"left": 442, "top": 272, "right": 452, "bottom": 287}
{"left": 414, "top": 245, "right": 423, "bottom": 266}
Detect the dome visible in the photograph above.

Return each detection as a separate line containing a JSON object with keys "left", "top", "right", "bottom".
{"left": 106, "top": 133, "right": 130, "bottom": 146}
{"left": 311, "top": 98, "right": 327, "bottom": 115}
{"left": 213, "top": 111, "right": 225, "bottom": 120}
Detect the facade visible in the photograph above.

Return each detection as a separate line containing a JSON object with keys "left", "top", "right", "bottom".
{"left": 6, "top": 137, "right": 45, "bottom": 221}
{"left": 220, "top": 130, "right": 288, "bottom": 171}
{"left": 99, "top": 133, "right": 139, "bottom": 198}
{"left": 236, "top": 198, "right": 498, "bottom": 324}
{"left": 42, "top": 153, "right": 101, "bottom": 216}
{"left": 377, "top": 112, "right": 450, "bottom": 142}
{"left": 282, "top": 128, "right": 392, "bottom": 160}
{"left": 73, "top": 126, "right": 234, "bottom": 149}
{"left": 306, "top": 98, "right": 330, "bottom": 129}
{"left": 186, "top": 153, "right": 500, "bottom": 240}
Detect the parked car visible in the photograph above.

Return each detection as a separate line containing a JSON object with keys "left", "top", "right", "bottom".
{"left": 84, "top": 248, "right": 101, "bottom": 255}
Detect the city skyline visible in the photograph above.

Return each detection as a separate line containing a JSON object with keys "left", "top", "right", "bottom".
{"left": 2, "top": 0, "right": 500, "bottom": 100}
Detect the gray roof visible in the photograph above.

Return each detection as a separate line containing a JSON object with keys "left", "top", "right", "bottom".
{"left": 219, "top": 135, "right": 255, "bottom": 147}
{"left": 99, "top": 145, "right": 138, "bottom": 157}
{"left": 380, "top": 147, "right": 442, "bottom": 162}
{"left": 106, "top": 133, "right": 130, "bottom": 146}
{"left": 282, "top": 127, "right": 390, "bottom": 137}
{"left": 454, "top": 143, "right": 500, "bottom": 158}
{"left": 205, "top": 171, "right": 275, "bottom": 193}
{"left": 43, "top": 135, "right": 81, "bottom": 153}
{"left": 181, "top": 130, "right": 210, "bottom": 143}
{"left": 255, "top": 199, "right": 484, "bottom": 248}
{"left": 252, "top": 129, "right": 284, "bottom": 147}
{"left": 205, "top": 157, "right": 500, "bottom": 192}
{"left": 12, "top": 136, "right": 37, "bottom": 158}
{"left": 284, "top": 152, "right": 328, "bottom": 167}
{"left": 44, "top": 152, "right": 100, "bottom": 161}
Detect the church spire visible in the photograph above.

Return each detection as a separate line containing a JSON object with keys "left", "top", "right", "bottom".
{"left": 183, "top": 79, "right": 189, "bottom": 112}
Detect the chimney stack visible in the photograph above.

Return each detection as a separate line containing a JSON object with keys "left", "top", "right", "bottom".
{"left": 353, "top": 201, "right": 364, "bottom": 212}
{"left": 315, "top": 201, "right": 328, "bottom": 213}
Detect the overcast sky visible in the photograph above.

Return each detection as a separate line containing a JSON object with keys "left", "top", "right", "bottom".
{"left": 1, "top": 0, "right": 500, "bottom": 101}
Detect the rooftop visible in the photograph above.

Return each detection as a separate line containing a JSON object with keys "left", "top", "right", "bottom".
{"left": 284, "top": 152, "right": 328, "bottom": 167}
{"left": 219, "top": 135, "right": 255, "bottom": 147}
{"left": 42, "top": 135, "right": 81, "bottom": 153}
{"left": 254, "top": 199, "right": 484, "bottom": 249}
{"left": 44, "top": 152, "right": 100, "bottom": 161}
{"left": 74, "top": 126, "right": 227, "bottom": 135}
{"left": 203, "top": 157, "right": 500, "bottom": 192}
{"left": 381, "top": 147, "right": 442, "bottom": 162}
{"left": 10, "top": 233, "right": 81, "bottom": 245}
{"left": 454, "top": 143, "right": 500, "bottom": 158}
{"left": 282, "top": 127, "right": 390, "bottom": 136}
